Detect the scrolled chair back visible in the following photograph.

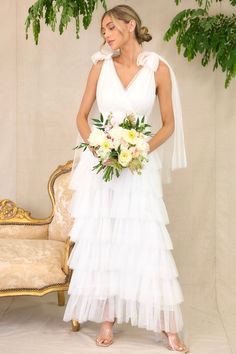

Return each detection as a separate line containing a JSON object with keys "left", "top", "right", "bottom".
{"left": 48, "top": 160, "right": 74, "bottom": 242}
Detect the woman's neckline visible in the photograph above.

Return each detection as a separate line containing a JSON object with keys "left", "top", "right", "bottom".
{"left": 110, "top": 50, "right": 146, "bottom": 91}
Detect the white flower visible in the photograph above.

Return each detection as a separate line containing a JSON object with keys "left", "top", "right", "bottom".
{"left": 139, "top": 132, "right": 146, "bottom": 139}
{"left": 122, "top": 129, "right": 139, "bottom": 144}
{"left": 118, "top": 149, "right": 132, "bottom": 167}
{"left": 108, "top": 126, "right": 124, "bottom": 149}
{"left": 109, "top": 126, "right": 124, "bottom": 139}
{"left": 97, "top": 148, "right": 110, "bottom": 159}
{"left": 100, "top": 138, "right": 113, "bottom": 152}
{"left": 119, "top": 138, "right": 129, "bottom": 150}
{"left": 96, "top": 138, "right": 113, "bottom": 159}
{"left": 135, "top": 138, "right": 150, "bottom": 154}
{"left": 129, "top": 146, "right": 141, "bottom": 158}
{"left": 88, "top": 128, "right": 106, "bottom": 146}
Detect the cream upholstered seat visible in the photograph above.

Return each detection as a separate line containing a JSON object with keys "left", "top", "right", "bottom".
{"left": 0, "top": 160, "right": 80, "bottom": 331}
{"left": 0, "top": 239, "right": 66, "bottom": 289}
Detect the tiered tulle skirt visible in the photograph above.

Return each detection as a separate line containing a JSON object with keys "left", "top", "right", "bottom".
{"left": 63, "top": 148, "right": 184, "bottom": 333}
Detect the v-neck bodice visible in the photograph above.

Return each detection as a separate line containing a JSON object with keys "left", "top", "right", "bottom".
{"left": 110, "top": 55, "right": 146, "bottom": 91}
{"left": 91, "top": 50, "right": 160, "bottom": 124}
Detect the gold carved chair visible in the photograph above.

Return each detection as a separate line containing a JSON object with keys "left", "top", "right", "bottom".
{"left": 0, "top": 160, "right": 80, "bottom": 331}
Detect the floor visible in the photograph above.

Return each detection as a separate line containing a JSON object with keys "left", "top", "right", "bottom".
{"left": 0, "top": 290, "right": 235, "bottom": 354}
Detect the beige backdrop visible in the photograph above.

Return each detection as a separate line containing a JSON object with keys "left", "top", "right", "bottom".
{"left": 0, "top": 0, "right": 236, "bottom": 353}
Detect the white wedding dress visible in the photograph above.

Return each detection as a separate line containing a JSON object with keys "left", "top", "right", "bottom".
{"left": 63, "top": 49, "right": 187, "bottom": 333}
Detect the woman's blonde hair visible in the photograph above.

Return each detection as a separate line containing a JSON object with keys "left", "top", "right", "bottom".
{"left": 100, "top": 4, "right": 152, "bottom": 46}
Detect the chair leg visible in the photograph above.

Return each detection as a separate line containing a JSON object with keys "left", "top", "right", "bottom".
{"left": 57, "top": 290, "right": 65, "bottom": 306}
{"left": 71, "top": 320, "right": 80, "bottom": 332}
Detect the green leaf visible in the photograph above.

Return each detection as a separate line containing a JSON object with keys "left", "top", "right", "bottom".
{"left": 164, "top": 2, "right": 236, "bottom": 88}
{"left": 92, "top": 118, "right": 102, "bottom": 123}
{"left": 25, "top": 0, "right": 107, "bottom": 44}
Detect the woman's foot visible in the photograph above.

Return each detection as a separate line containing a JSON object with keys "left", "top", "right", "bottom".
{"left": 95, "top": 319, "right": 116, "bottom": 347}
{"left": 161, "top": 330, "right": 189, "bottom": 353}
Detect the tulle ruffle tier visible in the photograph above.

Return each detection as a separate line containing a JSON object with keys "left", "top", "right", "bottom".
{"left": 63, "top": 148, "right": 184, "bottom": 333}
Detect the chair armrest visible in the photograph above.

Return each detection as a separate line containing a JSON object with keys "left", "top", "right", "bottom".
{"left": 62, "top": 237, "right": 75, "bottom": 275}
{"left": 0, "top": 199, "right": 53, "bottom": 224}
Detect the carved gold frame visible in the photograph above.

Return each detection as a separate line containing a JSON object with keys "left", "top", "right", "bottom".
{"left": 0, "top": 159, "right": 80, "bottom": 331}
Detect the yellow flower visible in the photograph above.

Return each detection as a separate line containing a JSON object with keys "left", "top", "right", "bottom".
{"left": 118, "top": 149, "right": 132, "bottom": 167}
{"left": 100, "top": 138, "right": 112, "bottom": 152}
{"left": 123, "top": 129, "right": 138, "bottom": 144}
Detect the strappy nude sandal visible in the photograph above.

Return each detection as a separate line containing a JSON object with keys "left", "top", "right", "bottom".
{"left": 95, "top": 318, "right": 116, "bottom": 347}
{"left": 161, "top": 330, "right": 189, "bottom": 353}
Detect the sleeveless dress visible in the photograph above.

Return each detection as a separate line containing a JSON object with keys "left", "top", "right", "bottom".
{"left": 63, "top": 50, "right": 186, "bottom": 333}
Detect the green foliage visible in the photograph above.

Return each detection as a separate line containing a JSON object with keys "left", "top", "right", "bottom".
{"left": 175, "top": 0, "right": 236, "bottom": 9}
{"left": 164, "top": 0, "right": 236, "bottom": 88}
{"left": 119, "top": 115, "right": 152, "bottom": 136}
{"left": 91, "top": 113, "right": 153, "bottom": 137}
{"left": 25, "top": 0, "right": 107, "bottom": 45}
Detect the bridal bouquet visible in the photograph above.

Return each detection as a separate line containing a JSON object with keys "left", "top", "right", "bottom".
{"left": 73, "top": 112, "right": 153, "bottom": 182}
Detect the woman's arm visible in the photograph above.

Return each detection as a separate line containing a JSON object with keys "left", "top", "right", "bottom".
{"left": 76, "top": 61, "right": 103, "bottom": 143}
{"left": 147, "top": 60, "right": 175, "bottom": 154}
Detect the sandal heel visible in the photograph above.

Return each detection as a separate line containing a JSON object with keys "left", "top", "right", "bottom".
{"left": 95, "top": 318, "right": 116, "bottom": 347}
{"left": 161, "top": 330, "right": 189, "bottom": 353}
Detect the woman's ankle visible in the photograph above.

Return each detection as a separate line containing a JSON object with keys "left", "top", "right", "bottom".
{"left": 101, "top": 320, "right": 114, "bottom": 326}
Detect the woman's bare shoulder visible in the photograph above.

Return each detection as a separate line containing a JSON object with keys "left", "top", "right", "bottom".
{"left": 155, "top": 60, "right": 171, "bottom": 88}
{"left": 156, "top": 60, "right": 170, "bottom": 77}
{"left": 88, "top": 59, "right": 105, "bottom": 82}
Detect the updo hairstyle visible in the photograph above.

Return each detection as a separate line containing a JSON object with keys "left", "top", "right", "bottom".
{"left": 100, "top": 4, "right": 152, "bottom": 45}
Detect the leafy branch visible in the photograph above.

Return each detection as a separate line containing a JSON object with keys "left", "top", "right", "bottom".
{"left": 25, "top": 0, "right": 107, "bottom": 45}
{"left": 164, "top": 0, "right": 236, "bottom": 88}
{"left": 175, "top": 0, "right": 236, "bottom": 10}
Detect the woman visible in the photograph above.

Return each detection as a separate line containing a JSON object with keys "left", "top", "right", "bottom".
{"left": 63, "top": 4, "right": 189, "bottom": 353}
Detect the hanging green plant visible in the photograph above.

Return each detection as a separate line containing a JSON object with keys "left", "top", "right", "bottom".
{"left": 164, "top": 0, "right": 236, "bottom": 88}
{"left": 25, "top": 0, "right": 107, "bottom": 45}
